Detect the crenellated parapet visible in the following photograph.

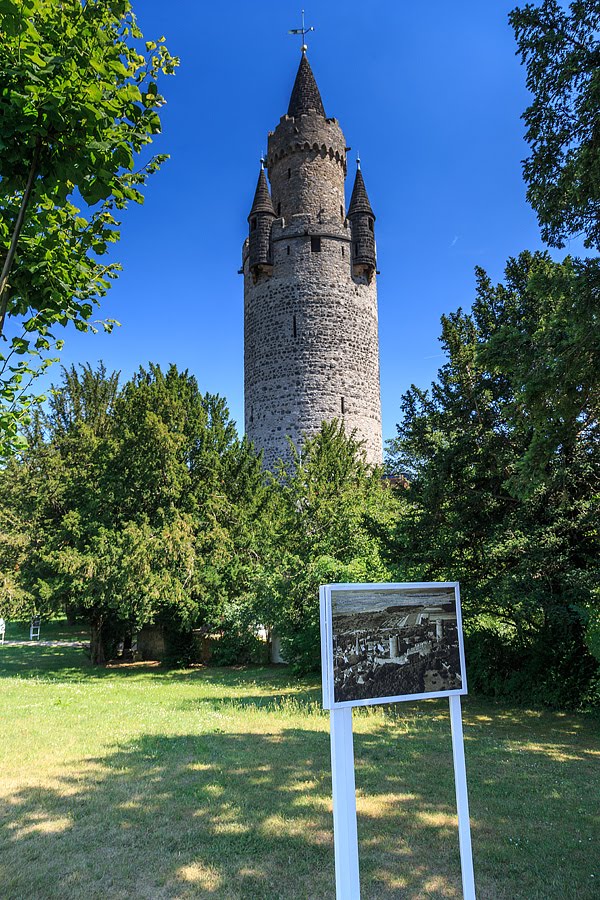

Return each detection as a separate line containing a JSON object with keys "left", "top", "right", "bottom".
{"left": 266, "top": 112, "right": 348, "bottom": 224}
{"left": 267, "top": 113, "right": 347, "bottom": 169}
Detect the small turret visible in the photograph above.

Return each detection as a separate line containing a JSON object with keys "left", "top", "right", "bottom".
{"left": 248, "top": 163, "right": 276, "bottom": 281}
{"left": 347, "top": 158, "right": 376, "bottom": 279}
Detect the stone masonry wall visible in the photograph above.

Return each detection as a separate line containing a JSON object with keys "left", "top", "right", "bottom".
{"left": 267, "top": 112, "right": 347, "bottom": 223}
{"left": 244, "top": 218, "right": 382, "bottom": 468}
{"left": 243, "top": 102, "right": 382, "bottom": 469}
{"left": 351, "top": 214, "right": 377, "bottom": 269}
{"left": 248, "top": 213, "right": 273, "bottom": 269}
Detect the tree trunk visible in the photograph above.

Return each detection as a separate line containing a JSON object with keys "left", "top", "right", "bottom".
{"left": 89, "top": 617, "right": 106, "bottom": 665}
{"left": 65, "top": 603, "right": 79, "bottom": 626}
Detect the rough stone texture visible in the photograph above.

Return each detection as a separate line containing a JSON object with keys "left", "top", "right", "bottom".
{"left": 348, "top": 167, "right": 377, "bottom": 272}
{"left": 243, "top": 56, "right": 382, "bottom": 469}
{"left": 137, "top": 625, "right": 166, "bottom": 660}
{"left": 248, "top": 170, "right": 275, "bottom": 273}
{"left": 267, "top": 111, "right": 347, "bottom": 223}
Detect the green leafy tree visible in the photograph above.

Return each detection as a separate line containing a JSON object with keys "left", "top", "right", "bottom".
{"left": 1, "top": 362, "right": 269, "bottom": 664}
{"left": 185, "top": 394, "right": 272, "bottom": 664}
{"left": 3, "top": 363, "right": 195, "bottom": 662}
{"left": 480, "top": 255, "right": 599, "bottom": 493}
{"left": 0, "top": 362, "right": 122, "bottom": 624}
{"left": 108, "top": 365, "right": 270, "bottom": 659}
{"left": 510, "top": 0, "right": 600, "bottom": 249}
{"left": 0, "top": 453, "right": 33, "bottom": 618}
{"left": 44, "top": 362, "right": 120, "bottom": 438}
{"left": 0, "top": 0, "right": 178, "bottom": 455}
{"left": 387, "top": 252, "right": 599, "bottom": 707}
{"left": 262, "top": 422, "right": 403, "bottom": 673}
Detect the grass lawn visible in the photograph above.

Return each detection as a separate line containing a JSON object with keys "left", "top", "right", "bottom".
{"left": 1, "top": 637, "right": 598, "bottom": 899}
{"left": 1, "top": 616, "right": 90, "bottom": 643}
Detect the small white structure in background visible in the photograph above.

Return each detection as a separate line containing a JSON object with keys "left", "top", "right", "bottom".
{"left": 30, "top": 615, "right": 41, "bottom": 641}
{"left": 270, "top": 632, "right": 287, "bottom": 664}
{"left": 0, "top": 617, "right": 5, "bottom": 644}
{"left": 320, "top": 582, "right": 476, "bottom": 900}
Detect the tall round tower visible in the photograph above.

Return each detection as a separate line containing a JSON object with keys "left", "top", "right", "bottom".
{"left": 243, "top": 51, "right": 382, "bottom": 469}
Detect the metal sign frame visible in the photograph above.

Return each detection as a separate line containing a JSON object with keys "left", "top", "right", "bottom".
{"left": 321, "top": 581, "right": 468, "bottom": 709}
{"left": 320, "top": 581, "right": 476, "bottom": 900}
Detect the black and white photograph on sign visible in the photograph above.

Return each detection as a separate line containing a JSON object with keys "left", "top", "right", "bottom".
{"left": 331, "top": 586, "right": 463, "bottom": 704}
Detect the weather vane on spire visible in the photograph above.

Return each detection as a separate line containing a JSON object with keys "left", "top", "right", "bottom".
{"left": 288, "top": 9, "right": 315, "bottom": 54}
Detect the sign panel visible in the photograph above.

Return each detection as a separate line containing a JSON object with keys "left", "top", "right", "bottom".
{"left": 321, "top": 582, "right": 467, "bottom": 709}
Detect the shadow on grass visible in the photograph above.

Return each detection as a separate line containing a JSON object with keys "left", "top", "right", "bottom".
{"left": 1, "top": 725, "right": 470, "bottom": 900}
{"left": 2, "top": 642, "right": 596, "bottom": 746}
{"left": 2, "top": 708, "right": 599, "bottom": 899}
{"left": 0, "top": 644, "right": 91, "bottom": 680}
{"left": 2, "top": 647, "right": 599, "bottom": 899}
{"left": 0, "top": 643, "right": 311, "bottom": 689}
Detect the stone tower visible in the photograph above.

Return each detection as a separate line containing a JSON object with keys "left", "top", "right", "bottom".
{"left": 242, "top": 50, "right": 382, "bottom": 469}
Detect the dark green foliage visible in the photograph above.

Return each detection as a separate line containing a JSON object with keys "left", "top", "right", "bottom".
{"left": 209, "top": 630, "right": 267, "bottom": 667}
{"left": 387, "top": 252, "right": 599, "bottom": 708}
{"left": 262, "top": 422, "right": 403, "bottom": 673}
{"left": 0, "top": 362, "right": 268, "bottom": 664}
{"left": 44, "top": 363, "right": 121, "bottom": 438}
{"left": 510, "top": 0, "right": 600, "bottom": 250}
{"left": 162, "top": 621, "right": 199, "bottom": 668}
{"left": 464, "top": 617, "right": 598, "bottom": 709}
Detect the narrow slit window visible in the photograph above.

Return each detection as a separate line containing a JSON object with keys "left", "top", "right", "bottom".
{"left": 341, "top": 246, "right": 345, "bottom": 257}
{"left": 368, "top": 218, "right": 374, "bottom": 231}
{"left": 293, "top": 315, "right": 297, "bottom": 338}
{"left": 277, "top": 202, "right": 281, "bottom": 216}
{"left": 354, "top": 242, "right": 359, "bottom": 256}
{"left": 340, "top": 204, "right": 344, "bottom": 218}
{"left": 286, "top": 245, "right": 290, "bottom": 255}
{"left": 311, "top": 236, "right": 322, "bottom": 252}
{"left": 341, "top": 397, "right": 345, "bottom": 415}
{"left": 251, "top": 217, "right": 257, "bottom": 231}
{"left": 288, "top": 168, "right": 291, "bottom": 179}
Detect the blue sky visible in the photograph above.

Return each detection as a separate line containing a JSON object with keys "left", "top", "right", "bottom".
{"left": 41, "top": 0, "right": 585, "bottom": 445}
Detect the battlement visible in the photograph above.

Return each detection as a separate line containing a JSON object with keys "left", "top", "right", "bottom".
{"left": 267, "top": 112, "right": 346, "bottom": 171}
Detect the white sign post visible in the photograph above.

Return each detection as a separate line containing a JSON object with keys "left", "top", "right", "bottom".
{"left": 450, "top": 694, "right": 476, "bottom": 899}
{"left": 330, "top": 706, "right": 360, "bottom": 898}
{"left": 320, "top": 582, "right": 476, "bottom": 899}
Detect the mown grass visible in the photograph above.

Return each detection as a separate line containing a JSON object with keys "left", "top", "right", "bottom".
{"left": 1, "top": 616, "right": 90, "bottom": 643}
{"left": 1, "top": 637, "right": 598, "bottom": 899}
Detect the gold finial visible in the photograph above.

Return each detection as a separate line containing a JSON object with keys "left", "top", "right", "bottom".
{"left": 288, "top": 9, "right": 314, "bottom": 53}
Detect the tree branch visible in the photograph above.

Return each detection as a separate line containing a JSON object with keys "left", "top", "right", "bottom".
{"left": 0, "top": 135, "right": 43, "bottom": 337}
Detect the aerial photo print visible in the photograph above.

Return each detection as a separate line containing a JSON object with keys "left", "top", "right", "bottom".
{"left": 331, "top": 585, "right": 464, "bottom": 704}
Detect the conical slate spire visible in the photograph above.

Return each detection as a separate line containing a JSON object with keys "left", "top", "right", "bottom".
{"left": 248, "top": 168, "right": 275, "bottom": 220}
{"left": 347, "top": 166, "right": 375, "bottom": 219}
{"left": 287, "top": 53, "right": 325, "bottom": 118}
